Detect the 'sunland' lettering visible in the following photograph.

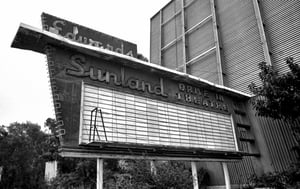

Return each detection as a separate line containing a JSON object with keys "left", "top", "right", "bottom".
{"left": 66, "top": 55, "right": 168, "bottom": 97}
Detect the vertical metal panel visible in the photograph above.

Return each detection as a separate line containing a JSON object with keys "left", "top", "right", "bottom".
{"left": 187, "top": 52, "right": 218, "bottom": 84}
{"left": 185, "top": 0, "right": 211, "bottom": 30}
{"left": 227, "top": 151, "right": 255, "bottom": 184}
{"left": 162, "top": 1, "right": 176, "bottom": 23}
{"left": 150, "top": 0, "right": 300, "bottom": 185}
{"left": 258, "top": 117, "right": 299, "bottom": 172}
{"left": 216, "top": 0, "right": 264, "bottom": 94}
{"left": 184, "top": 0, "right": 194, "bottom": 6}
{"left": 150, "top": 13, "right": 161, "bottom": 65}
{"left": 162, "top": 14, "right": 182, "bottom": 47}
{"left": 260, "top": 0, "right": 300, "bottom": 75}
{"left": 151, "top": 0, "right": 222, "bottom": 84}
{"left": 158, "top": 1, "right": 185, "bottom": 70}
{"left": 257, "top": 0, "right": 300, "bottom": 171}
{"left": 161, "top": 0, "right": 182, "bottom": 23}
{"left": 227, "top": 102, "right": 257, "bottom": 185}
{"left": 162, "top": 40, "right": 183, "bottom": 70}
{"left": 186, "top": 21, "right": 214, "bottom": 61}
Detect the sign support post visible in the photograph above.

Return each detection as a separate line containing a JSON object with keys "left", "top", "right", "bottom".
{"left": 150, "top": 160, "right": 157, "bottom": 175}
{"left": 222, "top": 162, "right": 230, "bottom": 189}
{"left": 97, "top": 158, "right": 104, "bottom": 189}
{"left": 191, "top": 162, "right": 199, "bottom": 189}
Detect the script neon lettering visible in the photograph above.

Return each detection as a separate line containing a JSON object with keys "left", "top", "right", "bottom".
{"left": 66, "top": 55, "right": 168, "bottom": 97}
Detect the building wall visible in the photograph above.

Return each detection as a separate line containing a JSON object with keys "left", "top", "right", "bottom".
{"left": 257, "top": 117, "right": 299, "bottom": 172}
{"left": 215, "top": 0, "right": 264, "bottom": 93}
{"left": 150, "top": 0, "right": 223, "bottom": 84}
{"left": 150, "top": 0, "right": 300, "bottom": 186}
{"left": 253, "top": 0, "right": 300, "bottom": 172}
{"left": 259, "top": 0, "right": 300, "bottom": 75}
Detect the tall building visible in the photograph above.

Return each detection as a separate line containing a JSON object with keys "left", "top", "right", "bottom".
{"left": 150, "top": 0, "right": 299, "bottom": 187}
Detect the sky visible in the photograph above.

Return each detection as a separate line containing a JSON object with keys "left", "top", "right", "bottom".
{"left": 0, "top": 0, "right": 170, "bottom": 128}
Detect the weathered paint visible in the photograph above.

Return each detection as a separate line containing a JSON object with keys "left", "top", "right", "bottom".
{"left": 41, "top": 12, "right": 137, "bottom": 57}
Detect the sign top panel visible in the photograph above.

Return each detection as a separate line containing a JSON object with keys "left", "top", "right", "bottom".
{"left": 41, "top": 12, "right": 137, "bottom": 57}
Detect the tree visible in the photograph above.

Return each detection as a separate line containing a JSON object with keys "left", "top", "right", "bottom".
{"left": 248, "top": 57, "right": 300, "bottom": 148}
{"left": 43, "top": 118, "right": 60, "bottom": 161}
{"left": 137, "top": 53, "right": 149, "bottom": 62}
{"left": 248, "top": 57, "right": 300, "bottom": 121}
{"left": 0, "top": 122, "right": 50, "bottom": 189}
{"left": 43, "top": 119, "right": 208, "bottom": 188}
{"left": 247, "top": 57, "right": 300, "bottom": 188}
{"left": 112, "top": 160, "right": 207, "bottom": 189}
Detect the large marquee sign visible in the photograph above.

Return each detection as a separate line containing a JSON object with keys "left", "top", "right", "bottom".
{"left": 46, "top": 44, "right": 241, "bottom": 159}
{"left": 41, "top": 13, "right": 137, "bottom": 57}
{"left": 11, "top": 23, "right": 250, "bottom": 160}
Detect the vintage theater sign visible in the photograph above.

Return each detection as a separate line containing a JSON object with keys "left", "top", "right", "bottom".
{"left": 46, "top": 45, "right": 240, "bottom": 158}
{"left": 11, "top": 23, "right": 249, "bottom": 160}
{"left": 41, "top": 12, "right": 137, "bottom": 57}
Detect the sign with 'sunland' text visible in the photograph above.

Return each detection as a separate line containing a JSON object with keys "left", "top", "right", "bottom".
{"left": 41, "top": 12, "right": 137, "bottom": 57}
{"left": 11, "top": 17, "right": 247, "bottom": 160}
{"left": 46, "top": 45, "right": 238, "bottom": 154}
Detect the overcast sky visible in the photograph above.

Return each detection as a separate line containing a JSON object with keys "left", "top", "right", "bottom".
{"left": 0, "top": 0, "right": 170, "bottom": 128}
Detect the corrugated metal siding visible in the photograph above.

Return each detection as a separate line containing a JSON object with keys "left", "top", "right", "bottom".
{"left": 258, "top": 117, "right": 299, "bottom": 172}
{"left": 184, "top": 0, "right": 193, "bottom": 6}
{"left": 185, "top": 0, "right": 211, "bottom": 30}
{"left": 186, "top": 21, "right": 214, "bottom": 61}
{"left": 184, "top": 0, "right": 220, "bottom": 84}
{"left": 160, "top": 0, "right": 184, "bottom": 70}
{"left": 256, "top": 1, "right": 300, "bottom": 172}
{"left": 150, "top": 0, "right": 222, "bottom": 84}
{"left": 150, "top": 0, "right": 300, "bottom": 186}
{"left": 150, "top": 13, "right": 160, "bottom": 65}
{"left": 216, "top": 0, "right": 264, "bottom": 94}
{"left": 260, "top": 0, "right": 300, "bottom": 75}
{"left": 227, "top": 102, "right": 256, "bottom": 185}
{"left": 187, "top": 52, "right": 219, "bottom": 83}
{"left": 162, "top": 40, "right": 183, "bottom": 69}
{"left": 228, "top": 146, "right": 255, "bottom": 184}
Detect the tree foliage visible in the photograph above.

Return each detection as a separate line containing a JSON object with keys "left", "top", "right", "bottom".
{"left": 249, "top": 57, "right": 300, "bottom": 147}
{"left": 248, "top": 57, "right": 300, "bottom": 155}
{"left": 247, "top": 57, "right": 300, "bottom": 188}
{"left": 0, "top": 122, "right": 53, "bottom": 189}
{"left": 1, "top": 119, "right": 207, "bottom": 189}
{"left": 43, "top": 118, "right": 60, "bottom": 162}
{"left": 109, "top": 160, "right": 207, "bottom": 189}
{"left": 248, "top": 57, "right": 300, "bottom": 121}
{"left": 245, "top": 163, "right": 300, "bottom": 189}
{"left": 137, "top": 53, "right": 149, "bottom": 62}
{"left": 49, "top": 159, "right": 207, "bottom": 189}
